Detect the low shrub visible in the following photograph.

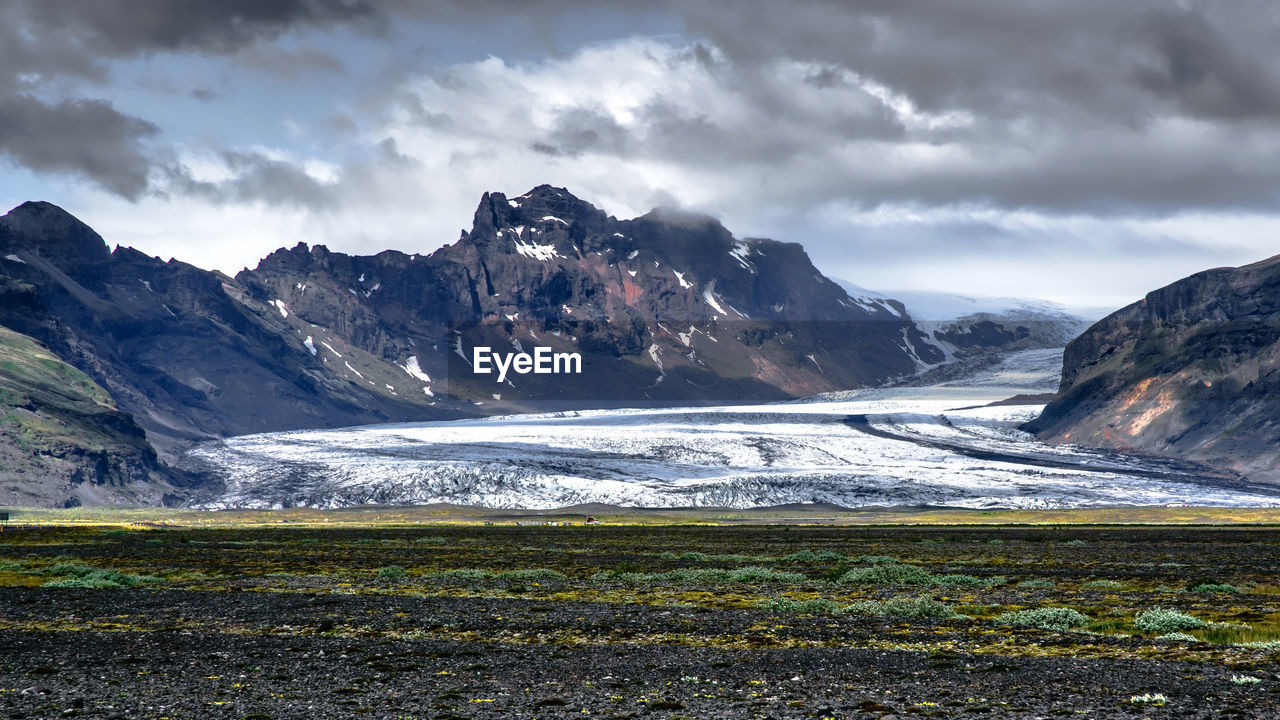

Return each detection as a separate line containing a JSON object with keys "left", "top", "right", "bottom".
{"left": 843, "top": 597, "right": 964, "bottom": 620}
{"left": 377, "top": 565, "right": 406, "bottom": 579}
{"left": 500, "top": 568, "right": 567, "bottom": 582}
{"left": 995, "top": 607, "right": 1090, "bottom": 631}
{"left": 655, "top": 568, "right": 730, "bottom": 583}
{"left": 1240, "top": 640, "right": 1280, "bottom": 650}
{"left": 780, "top": 550, "right": 848, "bottom": 564}
{"left": 942, "top": 573, "right": 1005, "bottom": 587}
{"left": 1081, "top": 579, "right": 1127, "bottom": 590}
{"left": 1155, "top": 632, "right": 1199, "bottom": 643}
{"left": 839, "top": 563, "right": 936, "bottom": 585}
{"left": 43, "top": 568, "right": 155, "bottom": 589}
{"left": 725, "top": 566, "right": 807, "bottom": 583}
{"left": 853, "top": 555, "right": 897, "bottom": 564}
{"left": 1134, "top": 607, "right": 1206, "bottom": 634}
{"left": 40, "top": 562, "right": 98, "bottom": 577}
{"left": 427, "top": 569, "right": 493, "bottom": 580}
{"left": 1186, "top": 580, "right": 1241, "bottom": 594}
{"left": 593, "top": 566, "right": 805, "bottom": 584}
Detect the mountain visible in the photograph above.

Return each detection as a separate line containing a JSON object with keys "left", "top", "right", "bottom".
{"left": 0, "top": 201, "right": 456, "bottom": 501}
{"left": 835, "top": 282, "right": 1091, "bottom": 387}
{"left": 0, "top": 187, "right": 953, "bottom": 505}
{"left": 838, "top": 282, "right": 1091, "bottom": 360}
{"left": 1026, "top": 254, "right": 1280, "bottom": 484}
{"left": 236, "top": 185, "right": 942, "bottom": 409}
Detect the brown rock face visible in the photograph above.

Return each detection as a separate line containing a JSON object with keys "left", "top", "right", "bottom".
{"left": 1026, "top": 254, "right": 1280, "bottom": 483}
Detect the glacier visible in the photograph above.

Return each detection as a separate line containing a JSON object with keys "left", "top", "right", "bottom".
{"left": 188, "top": 349, "right": 1280, "bottom": 510}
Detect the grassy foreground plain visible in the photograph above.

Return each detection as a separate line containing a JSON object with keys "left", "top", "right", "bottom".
{"left": 2, "top": 505, "right": 1280, "bottom": 718}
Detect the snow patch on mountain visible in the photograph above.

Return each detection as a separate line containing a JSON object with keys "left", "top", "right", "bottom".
{"left": 703, "top": 283, "right": 727, "bottom": 315}
{"left": 399, "top": 355, "right": 432, "bottom": 384}
{"left": 729, "top": 241, "right": 755, "bottom": 272}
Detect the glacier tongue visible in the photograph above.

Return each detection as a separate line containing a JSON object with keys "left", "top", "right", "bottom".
{"left": 187, "top": 349, "right": 1280, "bottom": 510}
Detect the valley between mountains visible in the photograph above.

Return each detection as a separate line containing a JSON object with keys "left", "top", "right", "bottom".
{"left": 189, "top": 348, "right": 1278, "bottom": 510}
{"left": 1, "top": 185, "right": 1277, "bottom": 509}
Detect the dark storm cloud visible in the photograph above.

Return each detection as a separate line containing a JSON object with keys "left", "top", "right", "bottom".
{"left": 0, "top": 95, "right": 159, "bottom": 199}
{"left": 538, "top": 108, "right": 631, "bottom": 157}
{"left": 677, "top": 0, "right": 1280, "bottom": 121}
{"left": 393, "top": 0, "right": 1277, "bottom": 217}
{"left": 13, "top": 0, "right": 382, "bottom": 57}
{"left": 665, "top": 0, "right": 1280, "bottom": 214}
{"left": 362, "top": 0, "right": 1280, "bottom": 217}
{"left": 176, "top": 151, "right": 336, "bottom": 208}
{"left": 0, "top": 0, "right": 383, "bottom": 200}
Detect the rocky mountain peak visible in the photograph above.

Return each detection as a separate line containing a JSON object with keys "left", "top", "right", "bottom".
{"left": 466, "top": 186, "right": 610, "bottom": 244}
{"left": 0, "top": 201, "right": 110, "bottom": 265}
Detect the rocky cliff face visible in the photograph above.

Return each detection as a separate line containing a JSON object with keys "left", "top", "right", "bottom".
{"left": 1026, "top": 254, "right": 1280, "bottom": 483}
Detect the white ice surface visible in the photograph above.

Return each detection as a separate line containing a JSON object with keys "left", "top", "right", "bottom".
{"left": 190, "top": 349, "right": 1280, "bottom": 511}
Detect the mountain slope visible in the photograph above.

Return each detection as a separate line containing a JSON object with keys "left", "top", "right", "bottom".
{"left": 1026, "top": 254, "right": 1280, "bottom": 483}
{"left": 0, "top": 325, "right": 176, "bottom": 507}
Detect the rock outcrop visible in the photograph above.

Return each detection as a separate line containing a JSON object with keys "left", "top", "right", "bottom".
{"left": 1026, "top": 254, "right": 1280, "bottom": 483}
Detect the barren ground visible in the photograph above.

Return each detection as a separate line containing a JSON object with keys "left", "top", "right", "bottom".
{"left": 2, "top": 522, "right": 1280, "bottom": 718}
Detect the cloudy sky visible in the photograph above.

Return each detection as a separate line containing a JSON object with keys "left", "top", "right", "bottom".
{"left": 2, "top": 0, "right": 1279, "bottom": 313}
